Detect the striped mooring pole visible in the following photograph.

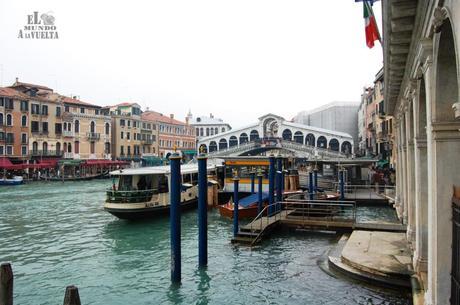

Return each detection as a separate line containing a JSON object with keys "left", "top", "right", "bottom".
{"left": 309, "top": 171, "right": 314, "bottom": 200}
{"left": 268, "top": 155, "right": 275, "bottom": 215}
{"left": 257, "top": 170, "right": 263, "bottom": 214}
{"left": 169, "top": 153, "right": 181, "bottom": 283}
{"left": 197, "top": 153, "right": 208, "bottom": 267}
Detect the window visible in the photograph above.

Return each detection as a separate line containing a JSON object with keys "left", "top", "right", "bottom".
{"left": 105, "top": 123, "right": 110, "bottom": 135}
{"left": 90, "top": 121, "right": 96, "bottom": 133}
{"left": 20, "top": 100, "right": 29, "bottom": 111}
{"left": 21, "top": 133, "right": 27, "bottom": 144}
{"left": 56, "top": 142, "right": 61, "bottom": 153}
{"left": 0, "top": 97, "right": 3, "bottom": 107}
{"left": 0, "top": 113, "right": 2, "bottom": 126}
{"left": 32, "top": 141, "right": 38, "bottom": 153}
{"left": 6, "top": 133, "right": 13, "bottom": 144}
{"left": 55, "top": 123, "right": 62, "bottom": 134}
{"left": 42, "top": 142, "right": 48, "bottom": 153}
{"left": 127, "top": 132, "right": 130, "bottom": 140}
{"left": 120, "top": 145, "right": 124, "bottom": 155}
{"left": 74, "top": 141, "right": 79, "bottom": 154}
{"left": 0, "top": 132, "right": 4, "bottom": 141}
{"left": 127, "top": 146, "right": 131, "bottom": 155}
{"left": 65, "top": 105, "right": 69, "bottom": 112}
{"left": 120, "top": 119, "right": 125, "bottom": 126}
{"left": 127, "top": 120, "right": 131, "bottom": 127}
{"left": 6, "top": 146, "right": 12, "bottom": 155}
{"left": 41, "top": 105, "right": 48, "bottom": 115}
{"left": 42, "top": 122, "right": 48, "bottom": 133}
{"left": 6, "top": 114, "right": 12, "bottom": 126}
{"left": 0, "top": 146, "right": 3, "bottom": 155}
{"left": 31, "top": 104, "right": 40, "bottom": 114}
{"left": 95, "top": 109, "right": 99, "bottom": 115}
{"left": 31, "top": 121, "right": 39, "bottom": 132}
{"left": 56, "top": 106, "right": 61, "bottom": 117}
{"left": 222, "top": 127, "right": 225, "bottom": 132}
{"left": 21, "top": 146, "right": 27, "bottom": 156}
{"left": 90, "top": 141, "right": 95, "bottom": 154}
{"left": 74, "top": 120, "right": 80, "bottom": 133}
{"left": 21, "top": 115, "right": 27, "bottom": 127}
{"left": 80, "top": 107, "right": 85, "bottom": 114}
{"left": 5, "top": 99, "right": 13, "bottom": 110}
{"left": 120, "top": 131, "right": 124, "bottom": 139}
{"left": 105, "top": 142, "right": 110, "bottom": 154}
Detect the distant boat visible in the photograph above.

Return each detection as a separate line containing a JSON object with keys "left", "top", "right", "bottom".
{"left": 0, "top": 176, "right": 24, "bottom": 186}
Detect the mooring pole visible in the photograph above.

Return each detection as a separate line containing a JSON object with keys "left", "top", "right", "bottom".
{"left": 276, "top": 156, "right": 283, "bottom": 211}
{"left": 339, "top": 169, "right": 345, "bottom": 201}
{"left": 63, "top": 285, "right": 81, "bottom": 305}
{"left": 250, "top": 170, "right": 255, "bottom": 194}
{"left": 0, "top": 263, "right": 13, "bottom": 305}
{"left": 313, "top": 167, "right": 318, "bottom": 193}
{"left": 170, "top": 153, "right": 181, "bottom": 283}
{"left": 197, "top": 153, "right": 208, "bottom": 267}
{"left": 268, "top": 155, "right": 275, "bottom": 215}
{"left": 257, "top": 170, "right": 263, "bottom": 214}
{"left": 309, "top": 170, "right": 314, "bottom": 200}
{"left": 233, "top": 175, "right": 240, "bottom": 237}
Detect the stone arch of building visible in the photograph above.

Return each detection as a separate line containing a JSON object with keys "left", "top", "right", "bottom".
{"left": 282, "top": 129, "right": 292, "bottom": 141}
{"left": 329, "top": 138, "right": 339, "bottom": 151}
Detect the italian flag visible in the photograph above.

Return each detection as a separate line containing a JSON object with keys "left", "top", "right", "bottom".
{"left": 363, "top": 1, "right": 381, "bottom": 48}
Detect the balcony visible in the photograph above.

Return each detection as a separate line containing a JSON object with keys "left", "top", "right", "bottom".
{"left": 31, "top": 150, "right": 64, "bottom": 157}
{"left": 63, "top": 130, "right": 74, "bottom": 137}
{"left": 86, "top": 132, "right": 100, "bottom": 140}
{"left": 142, "top": 139, "right": 154, "bottom": 145}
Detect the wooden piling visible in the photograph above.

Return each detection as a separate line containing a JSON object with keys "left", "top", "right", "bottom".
{"left": 63, "top": 285, "right": 81, "bottom": 305}
{"left": 0, "top": 263, "right": 13, "bottom": 305}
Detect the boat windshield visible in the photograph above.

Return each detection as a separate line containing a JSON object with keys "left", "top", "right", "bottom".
{"left": 117, "top": 174, "right": 169, "bottom": 193}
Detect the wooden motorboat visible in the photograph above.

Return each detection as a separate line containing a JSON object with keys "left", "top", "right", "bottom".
{"left": 219, "top": 192, "right": 269, "bottom": 219}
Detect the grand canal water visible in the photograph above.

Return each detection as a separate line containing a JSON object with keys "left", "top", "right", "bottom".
{"left": 0, "top": 180, "right": 410, "bottom": 305}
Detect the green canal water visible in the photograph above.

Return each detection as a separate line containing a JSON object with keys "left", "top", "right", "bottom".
{"left": 0, "top": 180, "right": 410, "bottom": 305}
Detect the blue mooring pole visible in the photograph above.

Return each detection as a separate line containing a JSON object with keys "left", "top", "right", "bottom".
{"left": 169, "top": 153, "right": 181, "bottom": 283}
{"left": 276, "top": 156, "right": 283, "bottom": 211}
{"left": 257, "top": 172, "right": 263, "bottom": 214}
{"left": 250, "top": 171, "right": 255, "bottom": 194}
{"left": 339, "top": 169, "right": 345, "bottom": 201}
{"left": 197, "top": 154, "right": 207, "bottom": 267}
{"left": 268, "top": 155, "right": 275, "bottom": 215}
{"left": 309, "top": 171, "right": 314, "bottom": 200}
{"left": 313, "top": 168, "right": 318, "bottom": 193}
{"left": 233, "top": 176, "right": 240, "bottom": 237}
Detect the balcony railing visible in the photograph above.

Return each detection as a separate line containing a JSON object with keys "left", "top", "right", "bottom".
{"left": 142, "top": 139, "right": 154, "bottom": 144}
{"left": 63, "top": 130, "right": 74, "bottom": 137}
{"left": 31, "top": 150, "right": 64, "bottom": 157}
{"left": 86, "top": 132, "right": 100, "bottom": 140}
{"left": 106, "top": 188, "right": 159, "bottom": 204}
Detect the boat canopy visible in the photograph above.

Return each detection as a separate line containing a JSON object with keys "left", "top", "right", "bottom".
{"left": 109, "top": 159, "right": 223, "bottom": 176}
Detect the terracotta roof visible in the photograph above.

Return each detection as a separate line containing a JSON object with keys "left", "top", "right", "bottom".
{"left": 142, "top": 111, "right": 187, "bottom": 125}
{"left": 61, "top": 96, "right": 100, "bottom": 108}
{"left": 0, "top": 87, "right": 31, "bottom": 99}
{"left": 12, "top": 81, "right": 53, "bottom": 91}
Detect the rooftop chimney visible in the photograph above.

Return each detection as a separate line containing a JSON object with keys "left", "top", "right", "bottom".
{"left": 15, "top": 77, "right": 19, "bottom": 84}
{"left": 170, "top": 114, "right": 174, "bottom": 119}
{"left": 210, "top": 113, "right": 214, "bottom": 118}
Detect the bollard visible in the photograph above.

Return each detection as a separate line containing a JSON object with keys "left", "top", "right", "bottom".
{"left": 308, "top": 171, "right": 314, "bottom": 200}
{"left": 197, "top": 154, "right": 208, "bottom": 267}
{"left": 339, "top": 169, "right": 345, "bottom": 201}
{"left": 268, "top": 155, "right": 275, "bottom": 215}
{"left": 257, "top": 171, "right": 263, "bottom": 214}
{"left": 0, "top": 263, "right": 13, "bottom": 305}
{"left": 313, "top": 168, "right": 318, "bottom": 193}
{"left": 63, "top": 285, "right": 81, "bottom": 305}
{"left": 170, "top": 153, "right": 182, "bottom": 283}
{"left": 233, "top": 176, "right": 240, "bottom": 237}
{"left": 250, "top": 171, "right": 255, "bottom": 194}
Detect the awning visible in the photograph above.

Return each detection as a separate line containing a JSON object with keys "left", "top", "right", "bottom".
{"left": 0, "top": 157, "right": 23, "bottom": 170}
{"left": 58, "top": 159, "right": 84, "bottom": 166}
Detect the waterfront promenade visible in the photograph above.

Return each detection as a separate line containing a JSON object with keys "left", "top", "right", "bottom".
{"left": 0, "top": 180, "right": 410, "bottom": 305}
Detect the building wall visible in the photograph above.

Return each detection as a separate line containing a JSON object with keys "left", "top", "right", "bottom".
{"left": 0, "top": 94, "right": 30, "bottom": 158}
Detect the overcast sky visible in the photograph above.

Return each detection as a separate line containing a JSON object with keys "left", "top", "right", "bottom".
{"left": 0, "top": 0, "right": 383, "bottom": 128}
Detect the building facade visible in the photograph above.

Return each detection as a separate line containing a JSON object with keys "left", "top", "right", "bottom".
{"left": 188, "top": 111, "right": 232, "bottom": 141}
{"left": 382, "top": 1, "right": 460, "bottom": 304}
{"left": 142, "top": 111, "right": 195, "bottom": 159}
{"left": 293, "top": 102, "right": 359, "bottom": 151}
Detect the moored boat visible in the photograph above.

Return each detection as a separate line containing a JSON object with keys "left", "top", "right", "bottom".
{"left": 104, "top": 160, "right": 223, "bottom": 220}
{"left": 219, "top": 192, "right": 269, "bottom": 219}
{"left": 0, "top": 176, "right": 24, "bottom": 186}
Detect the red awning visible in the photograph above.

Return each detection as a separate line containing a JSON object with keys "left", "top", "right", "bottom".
{"left": 0, "top": 157, "right": 23, "bottom": 170}
{"left": 38, "top": 159, "right": 60, "bottom": 167}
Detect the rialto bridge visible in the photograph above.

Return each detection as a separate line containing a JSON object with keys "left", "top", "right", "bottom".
{"left": 196, "top": 114, "right": 354, "bottom": 159}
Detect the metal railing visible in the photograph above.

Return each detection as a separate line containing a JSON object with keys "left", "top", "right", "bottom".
{"left": 452, "top": 197, "right": 460, "bottom": 305}
{"left": 63, "top": 130, "right": 74, "bottom": 137}
{"left": 31, "top": 150, "right": 63, "bottom": 157}
{"left": 106, "top": 188, "right": 159, "bottom": 203}
{"left": 331, "top": 183, "right": 395, "bottom": 200}
{"left": 243, "top": 202, "right": 284, "bottom": 243}
{"left": 86, "top": 132, "right": 101, "bottom": 140}
{"left": 282, "top": 199, "right": 356, "bottom": 223}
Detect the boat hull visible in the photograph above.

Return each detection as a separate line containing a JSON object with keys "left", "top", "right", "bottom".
{"left": 0, "top": 179, "right": 23, "bottom": 186}
{"left": 104, "top": 199, "right": 198, "bottom": 220}
{"left": 219, "top": 203, "right": 261, "bottom": 220}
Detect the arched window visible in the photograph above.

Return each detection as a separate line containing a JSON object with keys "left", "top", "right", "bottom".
{"left": 105, "top": 142, "right": 111, "bottom": 154}
{"left": 0, "top": 113, "right": 3, "bottom": 126}
{"left": 56, "top": 142, "right": 61, "bottom": 154}
{"left": 306, "top": 134, "right": 315, "bottom": 146}
{"left": 249, "top": 130, "right": 259, "bottom": 141}
{"left": 90, "top": 121, "right": 96, "bottom": 133}
{"left": 206, "top": 128, "right": 210, "bottom": 136}
{"left": 282, "top": 129, "right": 292, "bottom": 141}
{"left": 221, "top": 127, "right": 225, "bottom": 133}
{"left": 209, "top": 141, "right": 218, "bottom": 152}
{"left": 229, "top": 136, "right": 238, "bottom": 147}
{"left": 341, "top": 141, "right": 352, "bottom": 154}
{"left": 239, "top": 133, "right": 249, "bottom": 144}
{"left": 74, "top": 120, "right": 80, "bottom": 133}
{"left": 293, "top": 131, "right": 304, "bottom": 144}
{"left": 196, "top": 128, "right": 199, "bottom": 136}
{"left": 32, "top": 141, "right": 38, "bottom": 154}
{"left": 215, "top": 127, "right": 218, "bottom": 134}
{"left": 329, "top": 138, "right": 339, "bottom": 151}
{"left": 317, "top": 136, "right": 327, "bottom": 148}
{"left": 105, "top": 123, "right": 110, "bottom": 135}
{"left": 21, "top": 115, "right": 27, "bottom": 127}
{"left": 6, "top": 114, "right": 12, "bottom": 126}
{"left": 219, "top": 138, "right": 228, "bottom": 150}
{"left": 42, "top": 142, "right": 48, "bottom": 154}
